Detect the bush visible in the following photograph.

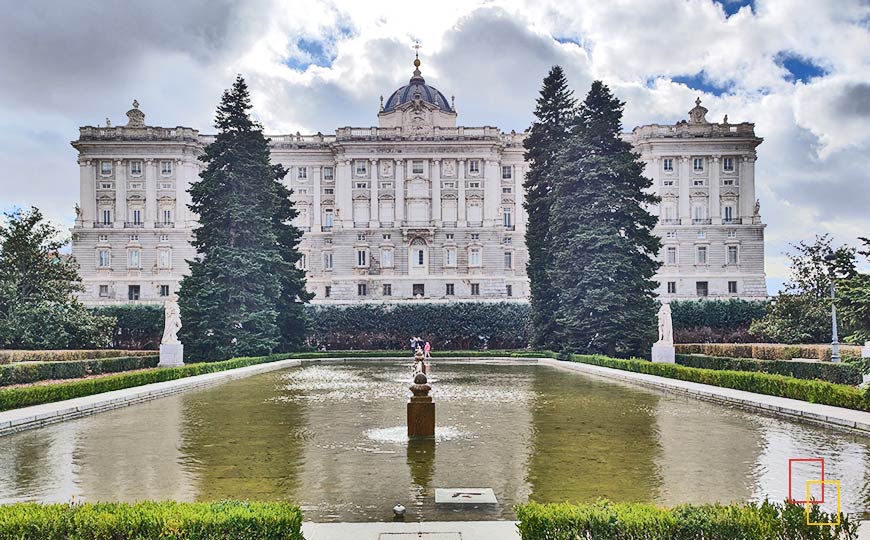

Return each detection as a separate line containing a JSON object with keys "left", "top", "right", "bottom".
{"left": 676, "top": 343, "right": 863, "bottom": 362}
{"left": 670, "top": 299, "right": 768, "bottom": 343}
{"left": 0, "top": 500, "right": 303, "bottom": 540}
{"left": 675, "top": 354, "right": 862, "bottom": 386}
{"left": 305, "top": 302, "right": 532, "bottom": 350}
{"left": 516, "top": 500, "right": 856, "bottom": 540}
{"left": 0, "top": 355, "right": 159, "bottom": 386}
{"left": 0, "top": 349, "right": 153, "bottom": 365}
{"left": 90, "top": 304, "right": 164, "bottom": 350}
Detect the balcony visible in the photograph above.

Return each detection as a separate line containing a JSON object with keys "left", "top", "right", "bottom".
{"left": 124, "top": 222, "right": 145, "bottom": 228}
{"left": 154, "top": 222, "right": 175, "bottom": 228}
{"left": 467, "top": 221, "right": 483, "bottom": 227}
{"left": 379, "top": 221, "right": 394, "bottom": 228}
{"left": 94, "top": 222, "right": 113, "bottom": 228}
{"left": 722, "top": 218, "right": 738, "bottom": 224}
{"left": 353, "top": 222, "right": 368, "bottom": 229}
{"left": 322, "top": 225, "right": 333, "bottom": 232}
{"left": 503, "top": 225, "right": 515, "bottom": 231}
{"left": 692, "top": 218, "right": 712, "bottom": 225}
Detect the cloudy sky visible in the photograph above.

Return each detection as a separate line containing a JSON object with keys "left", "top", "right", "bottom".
{"left": 1, "top": 0, "right": 868, "bottom": 289}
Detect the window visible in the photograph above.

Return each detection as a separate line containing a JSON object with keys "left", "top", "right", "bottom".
{"left": 727, "top": 230, "right": 737, "bottom": 239}
{"left": 413, "top": 284, "right": 425, "bottom": 297}
{"left": 297, "top": 254, "right": 307, "bottom": 271}
{"left": 446, "top": 233, "right": 454, "bottom": 240}
{"left": 355, "top": 161, "right": 367, "bottom": 176}
{"left": 159, "top": 182, "right": 173, "bottom": 190}
{"left": 161, "top": 161, "right": 172, "bottom": 176}
{"left": 504, "top": 251, "right": 513, "bottom": 269}
{"left": 297, "top": 166, "right": 307, "bottom": 180}
{"left": 357, "top": 233, "right": 367, "bottom": 241}
{"left": 162, "top": 209, "right": 172, "bottom": 224}
{"left": 100, "top": 160, "right": 112, "bottom": 176}
{"left": 502, "top": 165, "right": 512, "bottom": 179}
{"left": 696, "top": 281, "right": 709, "bottom": 297}
{"left": 443, "top": 182, "right": 456, "bottom": 189}
{"left": 383, "top": 284, "right": 392, "bottom": 296}
{"left": 415, "top": 249, "right": 425, "bottom": 266}
{"left": 297, "top": 188, "right": 308, "bottom": 195}
{"left": 697, "top": 246, "right": 708, "bottom": 265}
{"left": 470, "top": 283, "right": 480, "bottom": 296}
{"left": 357, "top": 249, "right": 368, "bottom": 267}
{"left": 324, "top": 188, "right": 334, "bottom": 195}
{"left": 697, "top": 231, "right": 706, "bottom": 239}
{"left": 323, "top": 209, "right": 334, "bottom": 228}
{"left": 693, "top": 158, "right": 704, "bottom": 172}
{"left": 663, "top": 158, "right": 674, "bottom": 172}
{"left": 357, "top": 283, "right": 367, "bottom": 296}
{"left": 666, "top": 247, "right": 677, "bottom": 265}
{"left": 159, "top": 285, "right": 170, "bottom": 297}
{"left": 158, "top": 249, "right": 171, "bottom": 269}
{"left": 355, "top": 181, "right": 369, "bottom": 189}
{"left": 323, "top": 252, "right": 333, "bottom": 270}
{"left": 468, "top": 181, "right": 481, "bottom": 189}
{"left": 380, "top": 182, "right": 393, "bottom": 189}
{"left": 469, "top": 248, "right": 481, "bottom": 267}
{"left": 128, "top": 285, "right": 141, "bottom": 301}
{"left": 692, "top": 204, "right": 707, "bottom": 224}
{"left": 506, "top": 284, "right": 513, "bottom": 296}
{"left": 98, "top": 249, "right": 111, "bottom": 267}
{"left": 99, "top": 182, "right": 113, "bottom": 189}
{"left": 412, "top": 160, "right": 424, "bottom": 174}
{"left": 723, "top": 157, "right": 734, "bottom": 171}
{"left": 503, "top": 208, "right": 513, "bottom": 228}
{"left": 130, "top": 161, "right": 142, "bottom": 176}
{"left": 667, "top": 281, "right": 677, "bottom": 294}
{"left": 662, "top": 179, "right": 674, "bottom": 186}
{"left": 128, "top": 182, "right": 143, "bottom": 190}
{"left": 98, "top": 234, "right": 108, "bottom": 242}
{"left": 503, "top": 236, "right": 513, "bottom": 245}
{"left": 101, "top": 209, "right": 112, "bottom": 224}
{"left": 99, "top": 285, "right": 109, "bottom": 297}
{"left": 445, "top": 247, "right": 457, "bottom": 267}
{"left": 470, "top": 233, "right": 480, "bottom": 240}
{"left": 128, "top": 249, "right": 140, "bottom": 268}
{"left": 129, "top": 234, "right": 139, "bottom": 242}
{"left": 728, "top": 281, "right": 738, "bottom": 294}
{"left": 446, "top": 283, "right": 455, "bottom": 296}
{"left": 692, "top": 179, "right": 705, "bottom": 186}
{"left": 323, "top": 166, "right": 334, "bottom": 180}
{"left": 383, "top": 233, "right": 391, "bottom": 240}
{"left": 723, "top": 178, "right": 735, "bottom": 186}
{"left": 469, "top": 160, "right": 480, "bottom": 174}
{"left": 666, "top": 231, "right": 677, "bottom": 239}
{"left": 159, "top": 234, "right": 169, "bottom": 242}
{"left": 727, "top": 245, "right": 739, "bottom": 265}
{"left": 502, "top": 187, "right": 513, "bottom": 194}
{"left": 723, "top": 205, "right": 735, "bottom": 223}
{"left": 381, "top": 249, "right": 394, "bottom": 268}
{"left": 324, "top": 286, "right": 331, "bottom": 298}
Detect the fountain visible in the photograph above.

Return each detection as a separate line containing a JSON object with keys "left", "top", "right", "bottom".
{"left": 407, "top": 348, "right": 435, "bottom": 438}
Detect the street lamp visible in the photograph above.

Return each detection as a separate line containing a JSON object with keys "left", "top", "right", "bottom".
{"left": 824, "top": 252, "right": 841, "bottom": 363}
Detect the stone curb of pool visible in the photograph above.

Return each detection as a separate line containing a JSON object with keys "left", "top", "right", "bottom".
{"left": 0, "top": 356, "right": 868, "bottom": 438}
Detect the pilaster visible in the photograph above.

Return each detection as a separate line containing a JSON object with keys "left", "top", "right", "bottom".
{"left": 432, "top": 159, "right": 442, "bottom": 226}
{"left": 483, "top": 159, "right": 499, "bottom": 226}
{"left": 395, "top": 159, "right": 405, "bottom": 224}
{"left": 740, "top": 156, "right": 756, "bottom": 223}
{"left": 312, "top": 166, "right": 322, "bottom": 232}
{"left": 370, "top": 159, "right": 379, "bottom": 227}
{"left": 145, "top": 159, "right": 157, "bottom": 226}
{"left": 79, "top": 159, "right": 95, "bottom": 227}
{"left": 457, "top": 159, "right": 466, "bottom": 226}
{"left": 679, "top": 156, "right": 691, "bottom": 225}
{"left": 710, "top": 155, "right": 721, "bottom": 224}
{"left": 175, "top": 159, "right": 186, "bottom": 228}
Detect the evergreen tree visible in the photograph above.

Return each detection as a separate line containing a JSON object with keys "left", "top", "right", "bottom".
{"left": 523, "top": 66, "right": 576, "bottom": 349}
{"left": 548, "top": 81, "right": 661, "bottom": 357}
{"left": 179, "top": 76, "right": 308, "bottom": 361}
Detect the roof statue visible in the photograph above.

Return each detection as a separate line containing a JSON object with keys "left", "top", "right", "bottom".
{"left": 125, "top": 99, "right": 145, "bottom": 127}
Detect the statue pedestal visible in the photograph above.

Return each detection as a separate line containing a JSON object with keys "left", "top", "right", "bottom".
{"left": 651, "top": 342, "right": 675, "bottom": 364}
{"left": 159, "top": 343, "right": 184, "bottom": 367}
{"left": 862, "top": 341, "right": 870, "bottom": 359}
{"left": 407, "top": 396, "right": 435, "bottom": 439}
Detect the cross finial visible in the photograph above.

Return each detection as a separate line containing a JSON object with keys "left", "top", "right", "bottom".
{"left": 695, "top": 96, "right": 701, "bottom": 107}
{"left": 413, "top": 39, "right": 421, "bottom": 59}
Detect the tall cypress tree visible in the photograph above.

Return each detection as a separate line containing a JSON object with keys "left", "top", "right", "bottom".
{"left": 548, "top": 81, "right": 661, "bottom": 357}
{"left": 179, "top": 76, "right": 294, "bottom": 361}
{"left": 523, "top": 66, "right": 576, "bottom": 349}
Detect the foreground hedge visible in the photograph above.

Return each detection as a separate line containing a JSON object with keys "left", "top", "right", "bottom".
{"left": 0, "top": 349, "right": 153, "bottom": 365}
{"left": 0, "top": 355, "right": 159, "bottom": 387}
{"left": 0, "top": 500, "right": 303, "bottom": 540}
{"left": 516, "top": 500, "right": 856, "bottom": 540}
{"left": 676, "top": 353, "right": 863, "bottom": 386}
{"left": 676, "top": 343, "right": 863, "bottom": 362}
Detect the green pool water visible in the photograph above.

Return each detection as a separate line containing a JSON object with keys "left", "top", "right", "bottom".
{"left": 0, "top": 359, "right": 867, "bottom": 522}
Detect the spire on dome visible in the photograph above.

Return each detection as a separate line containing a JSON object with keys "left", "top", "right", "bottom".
{"left": 411, "top": 40, "right": 423, "bottom": 81}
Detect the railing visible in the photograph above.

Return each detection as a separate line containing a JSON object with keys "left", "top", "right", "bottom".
{"left": 155, "top": 222, "right": 175, "bottom": 228}
{"left": 504, "top": 225, "right": 515, "bottom": 231}
{"left": 94, "top": 222, "right": 113, "bottom": 228}
{"left": 692, "top": 218, "right": 712, "bottom": 225}
{"left": 467, "top": 221, "right": 483, "bottom": 227}
{"left": 124, "top": 222, "right": 145, "bottom": 228}
{"left": 353, "top": 222, "right": 368, "bottom": 228}
{"left": 379, "top": 221, "right": 394, "bottom": 227}
{"left": 322, "top": 225, "right": 333, "bottom": 232}
{"left": 722, "top": 218, "right": 737, "bottom": 224}
{"left": 442, "top": 221, "right": 457, "bottom": 228}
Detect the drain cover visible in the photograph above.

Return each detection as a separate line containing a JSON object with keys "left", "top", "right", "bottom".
{"left": 434, "top": 488, "right": 498, "bottom": 504}
{"left": 378, "top": 534, "right": 461, "bottom": 540}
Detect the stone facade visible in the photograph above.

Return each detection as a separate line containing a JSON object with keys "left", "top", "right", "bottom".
{"left": 70, "top": 63, "right": 766, "bottom": 305}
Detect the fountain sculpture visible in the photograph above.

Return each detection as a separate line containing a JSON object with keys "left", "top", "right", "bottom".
{"left": 407, "top": 347, "right": 435, "bottom": 438}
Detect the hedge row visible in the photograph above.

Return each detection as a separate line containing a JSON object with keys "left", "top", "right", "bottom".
{"left": 0, "top": 500, "right": 303, "bottom": 540}
{"left": 675, "top": 353, "right": 863, "bottom": 386}
{"left": 0, "top": 354, "right": 291, "bottom": 412}
{"left": 516, "top": 500, "right": 856, "bottom": 540}
{"left": 676, "top": 343, "right": 863, "bottom": 362}
{"left": 0, "top": 349, "right": 153, "bottom": 365}
{"left": 90, "top": 304, "right": 164, "bottom": 350}
{"left": 0, "top": 355, "right": 159, "bottom": 387}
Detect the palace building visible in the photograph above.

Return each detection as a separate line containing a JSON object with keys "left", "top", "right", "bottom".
{"left": 70, "top": 57, "right": 767, "bottom": 305}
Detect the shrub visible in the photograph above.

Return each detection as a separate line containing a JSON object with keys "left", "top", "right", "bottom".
{"left": 0, "top": 349, "right": 153, "bottom": 365}
{"left": 90, "top": 304, "right": 164, "bottom": 350}
{"left": 0, "top": 355, "right": 159, "bottom": 386}
{"left": 0, "top": 500, "right": 303, "bottom": 540}
{"left": 671, "top": 299, "right": 768, "bottom": 331}
{"left": 675, "top": 354, "right": 862, "bottom": 386}
{"left": 516, "top": 500, "right": 856, "bottom": 540}
{"left": 676, "top": 343, "right": 862, "bottom": 362}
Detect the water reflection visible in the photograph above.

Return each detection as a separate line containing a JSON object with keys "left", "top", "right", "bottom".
{"left": 0, "top": 359, "right": 867, "bottom": 521}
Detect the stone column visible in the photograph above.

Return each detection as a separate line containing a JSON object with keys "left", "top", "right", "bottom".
{"left": 679, "top": 156, "right": 691, "bottom": 225}
{"left": 432, "top": 159, "right": 441, "bottom": 225}
{"left": 457, "top": 159, "right": 466, "bottom": 226}
{"left": 312, "top": 166, "right": 322, "bottom": 232}
{"left": 145, "top": 159, "right": 157, "bottom": 227}
{"left": 483, "top": 159, "right": 500, "bottom": 226}
{"left": 395, "top": 159, "right": 405, "bottom": 225}
{"left": 370, "top": 159, "right": 379, "bottom": 227}
{"left": 80, "top": 159, "right": 95, "bottom": 227}
{"left": 740, "top": 156, "right": 756, "bottom": 223}
{"left": 176, "top": 159, "right": 186, "bottom": 227}
{"left": 338, "top": 160, "right": 353, "bottom": 229}
{"left": 710, "top": 156, "right": 721, "bottom": 224}
{"left": 114, "top": 159, "right": 127, "bottom": 227}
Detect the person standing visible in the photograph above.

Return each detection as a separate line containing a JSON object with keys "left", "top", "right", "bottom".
{"left": 424, "top": 340, "right": 431, "bottom": 359}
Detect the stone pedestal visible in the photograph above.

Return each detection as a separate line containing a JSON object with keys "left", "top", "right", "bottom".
{"left": 159, "top": 343, "right": 184, "bottom": 367}
{"left": 862, "top": 341, "right": 870, "bottom": 359}
{"left": 407, "top": 398, "right": 435, "bottom": 439}
{"left": 651, "top": 342, "right": 675, "bottom": 364}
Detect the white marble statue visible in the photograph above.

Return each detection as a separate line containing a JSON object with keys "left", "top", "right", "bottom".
{"left": 161, "top": 294, "right": 182, "bottom": 345}
{"left": 656, "top": 303, "right": 673, "bottom": 345}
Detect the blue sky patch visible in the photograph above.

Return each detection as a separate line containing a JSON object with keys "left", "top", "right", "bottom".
{"left": 713, "top": 0, "right": 754, "bottom": 17}
{"left": 671, "top": 71, "right": 733, "bottom": 96}
{"left": 775, "top": 52, "right": 828, "bottom": 83}
{"left": 285, "top": 38, "right": 336, "bottom": 71}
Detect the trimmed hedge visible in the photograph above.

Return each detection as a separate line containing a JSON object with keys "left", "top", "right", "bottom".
{"left": 676, "top": 343, "right": 863, "bottom": 362}
{"left": 0, "top": 355, "right": 159, "bottom": 387}
{"left": 676, "top": 353, "right": 863, "bottom": 386}
{"left": 671, "top": 299, "right": 768, "bottom": 343}
{"left": 516, "top": 500, "right": 857, "bottom": 540}
{"left": 0, "top": 349, "right": 153, "bottom": 365}
{"left": 90, "top": 304, "right": 164, "bottom": 350}
{"left": 0, "top": 500, "right": 303, "bottom": 540}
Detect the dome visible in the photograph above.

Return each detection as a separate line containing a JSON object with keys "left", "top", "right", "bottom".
{"left": 382, "top": 57, "right": 453, "bottom": 113}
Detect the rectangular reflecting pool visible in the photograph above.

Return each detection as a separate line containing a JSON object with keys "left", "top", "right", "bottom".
{"left": 0, "top": 359, "right": 868, "bottom": 522}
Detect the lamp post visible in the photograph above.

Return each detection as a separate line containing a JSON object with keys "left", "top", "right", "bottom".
{"left": 824, "top": 253, "right": 841, "bottom": 363}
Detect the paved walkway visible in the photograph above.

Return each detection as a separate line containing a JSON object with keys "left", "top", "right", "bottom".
{"left": 302, "top": 520, "right": 520, "bottom": 540}
{"left": 537, "top": 357, "right": 870, "bottom": 435}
